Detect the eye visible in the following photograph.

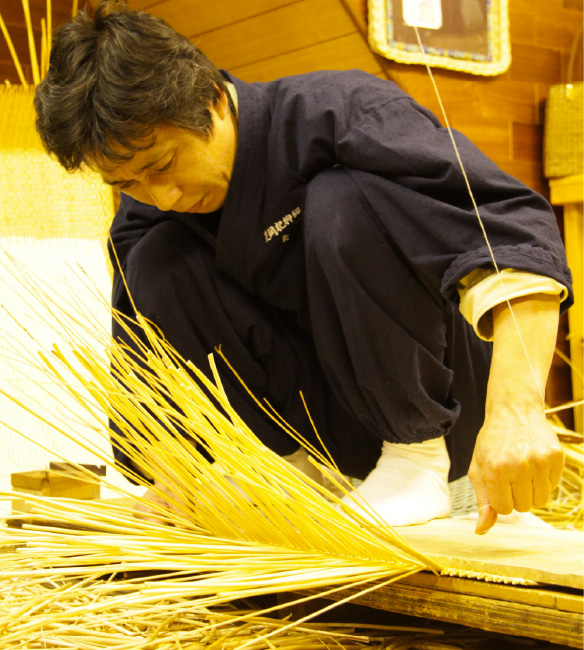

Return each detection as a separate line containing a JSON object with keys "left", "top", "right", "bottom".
{"left": 155, "top": 155, "right": 174, "bottom": 173}
{"left": 119, "top": 180, "right": 135, "bottom": 190}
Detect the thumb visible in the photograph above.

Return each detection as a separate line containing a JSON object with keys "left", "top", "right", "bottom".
{"left": 472, "top": 479, "right": 498, "bottom": 535}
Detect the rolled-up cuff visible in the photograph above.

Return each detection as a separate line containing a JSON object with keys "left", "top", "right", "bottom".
{"left": 458, "top": 269, "right": 567, "bottom": 341}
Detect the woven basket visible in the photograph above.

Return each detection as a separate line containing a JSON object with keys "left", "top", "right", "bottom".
{"left": 544, "top": 27, "right": 583, "bottom": 178}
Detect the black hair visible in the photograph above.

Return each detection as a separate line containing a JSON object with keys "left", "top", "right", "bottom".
{"left": 34, "top": 0, "right": 230, "bottom": 171}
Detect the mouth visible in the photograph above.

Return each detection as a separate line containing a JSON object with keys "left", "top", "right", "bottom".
{"left": 187, "top": 198, "right": 204, "bottom": 213}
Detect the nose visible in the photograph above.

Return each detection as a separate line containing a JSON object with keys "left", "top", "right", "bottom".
{"left": 146, "top": 180, "right": 182, "bottom": 212}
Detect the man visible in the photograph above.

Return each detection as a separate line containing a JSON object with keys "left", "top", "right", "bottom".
{"left": 35, "top": 0, "right": 571, "bottom": 534}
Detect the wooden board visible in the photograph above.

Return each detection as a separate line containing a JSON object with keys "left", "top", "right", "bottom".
{"left": 396, "top": 518, "right": 584, "bottom": 589}
{"left": 301, "top": 573, "right": 583, "bottom": 647}
{"left": 298, "top": 520, "right": 584, "bottom": 647}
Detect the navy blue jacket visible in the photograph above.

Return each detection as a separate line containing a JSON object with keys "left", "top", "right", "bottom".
{"left": 109, "top": 70, "right": 572, "bottom": 481}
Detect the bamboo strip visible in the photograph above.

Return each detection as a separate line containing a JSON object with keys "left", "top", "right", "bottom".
{"left": 0, "top": 10, "right": 28, "bottom": 86}
{"left": 46, "top": 0, "right": 52, "bottom": 78}
{"left": 40, "top": 19, "right": 47, "bottom": 80}
{"left": 21, "top": 0, "right": 40, "bottom": 85}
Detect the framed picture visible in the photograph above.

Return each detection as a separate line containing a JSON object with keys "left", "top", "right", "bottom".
{"left": 368, "top": 0, "right": 511, "bottom": 76}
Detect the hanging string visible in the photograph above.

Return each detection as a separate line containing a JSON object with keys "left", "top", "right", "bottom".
{"left": 413, "top": 26, "right": 546, "bottom": 407}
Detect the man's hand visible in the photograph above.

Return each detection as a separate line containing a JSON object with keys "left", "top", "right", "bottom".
{"left": 468, "top": 292, "right": 564, "bottom": 534}
{"left": 134, "top": 478, "right": 188, "bottom": 526}
{"left": 469, "top": 407, "right": 564, "bottom": 534}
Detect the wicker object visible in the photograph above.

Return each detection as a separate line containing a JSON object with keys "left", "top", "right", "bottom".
{"left": 544, "top": 27, "right": 583, "bottom": 178}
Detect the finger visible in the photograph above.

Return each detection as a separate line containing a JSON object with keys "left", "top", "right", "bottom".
{"left": 483, "top": 475, "right": 514, "bottom": 515}
{"left": 475, "top": 504, "right": 498, "bottom": 535}
{"left": 510, "top": 479, "right": 533, "bottom": 513}
{"left": 470, "top": 474, "right": 498, "bottom": 535}
{"left": 532, "top": 474, "right": 552, "bottom": 509}
{"left": 549, "top": 448, "right": 565, "bottom": 490}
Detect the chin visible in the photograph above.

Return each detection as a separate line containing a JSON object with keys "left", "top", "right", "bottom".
{"left": 198, "top": 197, "right": 226, "bottom": 213}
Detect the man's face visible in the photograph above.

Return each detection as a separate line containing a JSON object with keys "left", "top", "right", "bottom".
{"left": 96, "top": 92, "right": 237, "bottom": 214}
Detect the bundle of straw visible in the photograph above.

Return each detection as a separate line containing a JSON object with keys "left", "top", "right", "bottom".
{"left": 0, "top": 575, "right": 517, "bottom": 650}
{"left": 2, "top": 249, "right": 580, "bottom": 646}
{"left": 0, "top": 258, "right": 443, "bottom": 646}
{"left": 533, "top": 437, "right": 583, "bottom": 530}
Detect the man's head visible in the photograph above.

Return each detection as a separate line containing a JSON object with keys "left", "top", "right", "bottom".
{"left": 35, "top": 0, "right": 237, "bottom": 212}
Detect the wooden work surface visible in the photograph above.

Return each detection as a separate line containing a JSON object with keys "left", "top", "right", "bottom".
{"left": 301, "top": 519, "right": 583, "bottom": 647}
{"left": 397, "top": 518, "right": 584, "bottom": 589}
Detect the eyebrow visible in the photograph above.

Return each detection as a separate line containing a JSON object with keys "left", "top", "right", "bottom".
{"left": 102, "top": 152, "right": 167, "bottom": 186}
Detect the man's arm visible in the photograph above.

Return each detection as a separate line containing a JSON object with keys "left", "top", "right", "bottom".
{"left": 468, "top": 293, "right": 565, "bottom": 534}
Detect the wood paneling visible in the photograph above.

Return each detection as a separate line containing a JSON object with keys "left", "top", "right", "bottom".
{"left": 231, "top": 33, "right": 381, "bottom": 81}
{"left": 509, "top": 0, "right": 536, "bottom": 45}
{"left": 477, "top": 80, "right": 537, "bottom": 124}
{"left": 512, "top": 122, "right": 544, "bottom": 162}
{"left": 0, "top": 24, "right": 40, "bottom": 70}
{"left": 449, "top": 117, "right": 512, "bottom": 163}
{"left": 389, "top": 67, "right": 480, "bottom": 120}
{"left": 500, "top": 161, "right": 548, "bottom": 197}
{"left": 510, "top": 43, "right": 562, "bottom": 84}
{"left": 0, "top": 61, "right": 30, "bottom": 82}
{"left": 1, "top": 0, "right": 70, "bottom": 27}
{"left": 0, "top": 22, "right": 42, "bottom": 84}
{"left": 193, "top": 0, "right": 357, "bottom": 71}
{"left": 130, "top": 0, "right": 298, "bottom": 38}
{"left": 535, "top": 9, "right": 584, "bottom": 50}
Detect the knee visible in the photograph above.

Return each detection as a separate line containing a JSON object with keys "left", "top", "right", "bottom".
{"left": 128, "top": 220, "right": 181, "bottom": 266}
{"left": 124, "top": 220, "right": 204, "bottom": 301}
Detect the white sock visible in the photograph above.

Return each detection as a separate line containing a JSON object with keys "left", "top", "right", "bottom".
{"left": 341, "top": 436, "right": 452, "bottom": 526}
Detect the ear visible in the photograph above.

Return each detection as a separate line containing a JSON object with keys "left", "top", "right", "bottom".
{"left": 213, "top": 85, "right": 230, "bottom": 120}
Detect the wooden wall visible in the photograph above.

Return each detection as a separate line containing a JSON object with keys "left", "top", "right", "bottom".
{"left": 0, "top": 0, "right": 71, "bottom": 84}
{"left": 3, "top": 0, "right": 580, "bottom": 196}
{"left": 2, "top": 0, "right": 581, "bottom": 411}
{"left": 124, "top": 0, "right": 582, "bottom": 199}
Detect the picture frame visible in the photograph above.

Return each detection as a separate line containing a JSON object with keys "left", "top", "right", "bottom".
{"left": 368, "top": 0, "right": 511, "bottom": 76}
